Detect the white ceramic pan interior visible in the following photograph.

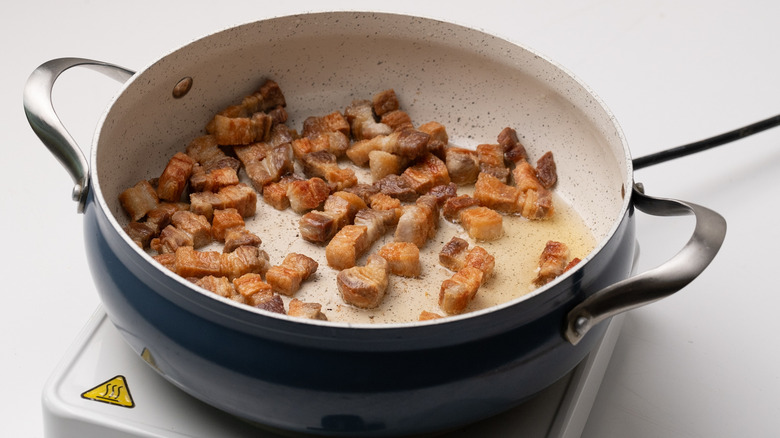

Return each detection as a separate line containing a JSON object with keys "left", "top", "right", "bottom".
{"left": 93, "top": 12, "right": 631, "bottom": 324}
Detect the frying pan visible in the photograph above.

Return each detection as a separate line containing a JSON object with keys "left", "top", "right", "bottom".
{"left": 24, "top": 11, "right": 729, "bottom": 436}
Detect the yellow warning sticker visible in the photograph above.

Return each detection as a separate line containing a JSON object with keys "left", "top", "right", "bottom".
{"left": 81, "top": 375, "right": 135, "bottom": 408}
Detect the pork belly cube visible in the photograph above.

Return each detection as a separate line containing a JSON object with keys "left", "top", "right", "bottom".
{"left": 213, "top": 115, "right": 255, "bottom": 145}
{"left": 211, "top": 208, "right": 244, "bottom": 241}
{"left": 518, "top": 189, "right": 555, "bottom": 220}
{"left": 173, "top": 246, "right": 222, "bottom": 278}
{"left": 287, "top": 177, "right": 331, "bottom": 214}
{"left": 190, "top": 165, "right": 239, "bottom": 193}
{"left": 394, "top": 202, "right": 436, "bottom": 248}
{"left": 299, "top": 210, "right": 339, "bottom": 244}
{"left": 427, "top": 183, "right": 458, "bottom": 206}
{"left": 445, "top": 147, "right": 480, "bottom": 185}
{"left": 311, "top": 131, "right": 350, "bottom": 158}
{"left": 477, "top": 143, "right": 509, "bottom": 182}
{"left": 401, "top": 153, "right": 450, "bottom": 195}
{"left": 124, "top": 222, "right": 155, "bottom": 248}
{"left": 153, "top": 252, "right": 176, "bottom": 271}
{"left": 194, "top": 275, "right": 237, "bottom": 300}
{"left": 219, "top": 246, "right": 270, "bottom": 280}
{"left": 151, "top": 225, "right": 193, "bottom": 254}
{"left": 442, "top": 194, "right": 479, "bottom": 223}
{"left": 337, "top": 254, "right": 390, "bottom": 309}
{"left": 345, "top": 99, "right": 392, "bottom": 141}
{"left": 257, "top": 79, "right": 287, "bottom": 110}
{"left": 291, "top": 136, "right": 324, "bottom": 161}
{"left": 354, "top": 208, "right": 396, "bottom": 244}
{"left": 262, "top": 175, "right": 301, "bottom": 210}
{"left": 464, "top": 245, "right": 495, "bottom": 283}
{"left": 368, "top": 150, "right": 403, "bottom": 181}
{"left": 266, "top": 253, "right": 318, "bottom": 296}
{"left": 234, "top": 142, "right": 294, "bottom": 190}
{"left": 255, "top": 294, "right": 286, "bottom": 314}
{"left": 301, "top": 150, "right": 357, "bottom": 191}
{"left": 369, "top": 192, "right": 403, "bottom": 221}
{"left": 460, "top": 206, "right": 503, "bottom": 241}
{"left": 535, "top": 151, "right": 557, "bottom": 189}
{"left": 302, "top": 111, "right": 351, "bottom": 138}
{"left": 439, "top": 236, "right": 469, "bottom": 271}
{"left": 157, "top": 152, "right": 195, "bottom": 202}
{"left": 145, "top": 202, "right": 189, "bottom": 234}
{"left": 373, "top": 174, "right": 418, "bottom": 202}
{"left": 232, "top": 273, "right": 274, "bottom": 306}
{"left": 324, "top": 191, "right": 367, "bottom": 228}
{"left": 171, "top": 210, "right": 212, "bottom": 248}
{"left": 497, "top": 127, "right": 528, "bottom": 163}
{"left": 344, "top": 183, "right": 380, "bottom": 205}
{"left": 512, "top": 159, "right": 546, "bottom": 193}
{"left": 417, "top": 121, "right": 448, "bottom": 146}
{"left": 395, "top": 129, "right": 431, "bottom": 160}
{"left": 223, "top": 228, "right": 263, "bottom": 253}
{"left": 189, "top": 183, "right": 257, "bottom": 221}
{"left": 268, "top": 123, "right": 297, "bottom": 148}
{"left": 534, "top": 241, "right": 570, "bottom": 286}
{"left": 251, "top": 112, "right": 274, "bottom": 142}
{"left": 185, "top": 135, "right": 224, "bottom": 165}
{"left": 380, "top": 110, "right": 414, "bottom": 132}
{"left": 288, "top": 298, "right": 328, "bottom": 320}
{"left": 474, "top": 173, "right": 520, "bottom": 214}
{"left": 119, "top": 180, "right": 159, "bottom": 221}
{"left": 347, "top": 129, "right": 429, "bottom": 165}
{"left": 439, "top": 266, "right": 483, "bottom": 315}
{"left": 419, "top": 311, "right": 443, "bottom": 321}
{"left": 378, "top": 242, "right": 421, "bottom": 277}
{"left": 326, "top": 225, "right": 370, "bottom": 270}
{"left": 372, "top": 89, "right": 400, "bottom": 116}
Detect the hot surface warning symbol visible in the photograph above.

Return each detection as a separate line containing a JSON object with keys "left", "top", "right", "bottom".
{"left": 81, "top": 375, "right": 135, "bottom": 408}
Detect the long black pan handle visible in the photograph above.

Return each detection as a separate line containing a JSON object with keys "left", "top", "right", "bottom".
{"left": 564, "top": 186, "right": 727, "bottom": 345}
{"left": 23, "top": 58, "right": 135, "bottom": 213}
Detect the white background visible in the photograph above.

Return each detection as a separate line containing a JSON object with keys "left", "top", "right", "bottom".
{"left": 4, "top": 1, "right": 779, "bottom": 436}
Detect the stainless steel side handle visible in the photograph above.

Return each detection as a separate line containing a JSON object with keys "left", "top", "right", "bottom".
{"left": 23, "top": 57, "right": 134, "bottom": 213}
{"left": 565, "top": 185, "right": 727, "bottom": 345}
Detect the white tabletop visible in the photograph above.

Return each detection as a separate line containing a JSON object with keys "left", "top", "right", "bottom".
{"left": 4, "top": 1, "right": 779, "bottom": 436}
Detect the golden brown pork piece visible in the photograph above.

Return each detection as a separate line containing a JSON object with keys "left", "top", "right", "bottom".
{"left": 211, "top": 208, "right": 262, "bottom": 253}
{"left": 473, "top": 173, "right": 520, "bottom": 214}
{"left": 534, "top": 241, "right": 571, "bottom": 286}
{"left": 194, "top": 275, "right": 242, "bottom": 303}
{"left": 439, "top": 266, "right": 483, "bottom": 315}
{"left": 445, "top": 147, "right": 480, "bottom": 185}
{"left": 378, "top": 242, "right": 421, "bottom": 277}
{"left": 346, "top": 129, "right": 430, "bottom": 166}
{"left": 232, "top": 273, "right": 286, "bottom": 312}
{"left": 205, "top": 79, "right": 287, "bottom": 134}
{"left": 302, "top": 111, "right": 351, "bottom": 139}
{"left": 189, "top": 183, "right": 257, "bottom": 221}
{"left": 265, "top": 253, "right": 318, "bottom": 296}
{"left": 442, "top": 194, "right": 480, "bottom": 223}
{"left": 171, "top": 245, "right": 269, "bottom": 280}
{"left": 401, "top": 153, "right": 451, "bottom": 195}
{"left": 150, "top": 210, "right": 212, "bottom": 254}
{"left": 119, "top": 180, "right": 159, "bottom": 222}
{"left": 512, "top": 161, "right": 554, "bottom": 220}
{"left": 354, "top": 208, "right": 397, "bottom": 244}
{"left": 380, "top": 110, "right": 414, "bottom": 132}
{"left": 535, "top": 151, "right": 557, "bottom": 189}
{"left": 368, "top": 150, "right": 404, "bottom": 181}
{"left": 372, "top": 89, "right": 400, "bottom": 116}
{"left": 156, "top": 152, "right": 195, "bottom": 202}
{"left": 233, "top": 141, "right": 295, "bottom": 191}
{"left": 368, "top": 192, "right": 403, "bottom": 222}
{"left": 394, "top": 195, "right": 439, "bottom": 248}
{"left": 261, "top": 174, "right": 302, "bottom": 210}
{"left": 123, "top": 202, "right": 189, "bottom": 248}
{"left": 286, "top": 177, "right": 331, "bottom": 214}
{"left": 337, "top": 254, "right": 390, "bottom": 309}
{"left": 372, "top": 174, "right": 418, "bottom": 202}
{"left": 460, "top": 206, "right": 503, "bottom": 241}
{"left": 344, "top": 99, "right": 393, "bottom": 141}
{"left": 326, "top": 225, "right": 370, "bottom": 270}
{"left": 477, "top": 143, "right": 510, "bottom": 182}
{"left": 189, "top": 165, "right": 240, "bottom": 193}
{"left": 298, "top": 191, "right": 367, "bottom": 244}
{"left": 439, "top": 236, "right": 470, "bottom": 271}
{"left": 288, "top": 298, "right": 328, "bottom": 320}
{"left": 299, "top": 149, "right": 357, "bottom": 191}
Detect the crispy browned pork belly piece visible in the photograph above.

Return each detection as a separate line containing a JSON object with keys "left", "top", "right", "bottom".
{"left": 205, "top": 79, "right": 287, "bottom": 133}
{"left": 497, "top": 126, "right": 528, "bottom": 165}
{"left": 419, "top": 310, "right": 444, "bottom": 321}
{"left": 445, "top": 147, "right": 480, "bottom": 185}
{"left": 152, "top": 252, "right": 176, "bottom": 271}
{"left": 286, "top": 177, "right": 331, "bottom": 214}
{"left": 535, "top": 151, "right": 557, "bottom": 189}
{"left": 372, "top": 89, "right": 400, "bottom": 116}
{"left": 477, "top": 143, "right": 510, "bottom": 182}
{"left": 298, "top": 191, "right": 367, "bottom": 243}
{"left": 372, "top": 174, "right": 418, "bottom": 202}
{"left": 302, "top": 111, "right": 350, "bottom": 138}
{"left": 193, "top": 275, "right": 242, "bottom": 302}
{"left": 534, "top": 241, "right": 572, "bottom": 287}
{"left": 354, "top": 208, "right": 397, "bottom": 244}
{"left": 292, "top": 133, "right": 350, "bottom": 160}
{"left": 123, "top": 202, "right": 189, "bottom": 248}
{"left": 299, "top": 149, "right": 357, "bottom": 191}
{"left": 346, "top": 129, "right": 430, "bottom": 166}
{"left": 212, "top": 208, "right": 262, "bottom": 253}
{"left": 265, "top": 253, "right": 318, "bottom": 296}
{"left": 190, "top": 183, "right": 257, "bottom": 221}
{"left": 156, "top": 152, "right": 195, "bottom": 202}
{"left": 439, "top": 266, "right": 484, "bottom": 315}
{"left": 401, "top": 153, "right": 451, "bottom": 195}
{"left": 460, "top": 206, "right": 503, "bottom": 241}
{"left": 233, "top": 273, "right": 286, "bottom": 312}
{"left": 150, "top": 210, "right": 213, "bottom": 254}
{"left": 368, "top": 150, "right": 405, "bottom": 181}
{"left": 288, "top": 298, "right": 328, "bottom": 320}
{"left": 190, "top": 165, "right": 239, "bottom": 193}
{"left": 345, "top": 99, "right": 393, "bottom": 141}
{"left": 394, "top": 195, "right": 439, "bottom": 248}
{"left": 439, "top": 236, "right": 470, "bottom": 271}
{"left": 473, "top": 172, "right": 519, "bottom": 214}
{"left": 512, "top": 161, "right": 554, "bottom": 220}
{"left": 337, "top": 254, "right": 390, "bottom": 309}
{"left": 233, "top": 141, "right": 295, "bottom": 191}
{"left": 119, "top": 180, "right": 159, "bottom": 222}
{"left": 326, "top": 225, "right": 370, "bottom": 270}
{"left": 262, "top": 174, "right": 301, "bottom": 210}
{"left": 378, "top": 241, "right": 420, "bottom": 277}
{"left": 343, "top": 183, "right": 380, "bottom": 205}
{"left": 171, "top": 245, "right": 269, "bottom": 280}
{"left": 442, "top": 194, "right": 480, "bottom": 223}
{"left": 380, "top": 110, "right": 414, "bottom": 132}
{"left": 369, "top": 192, "right": 403, "bottom": 221}
{"left": 426, "top": 182, "right": 458, "bottom": 206}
